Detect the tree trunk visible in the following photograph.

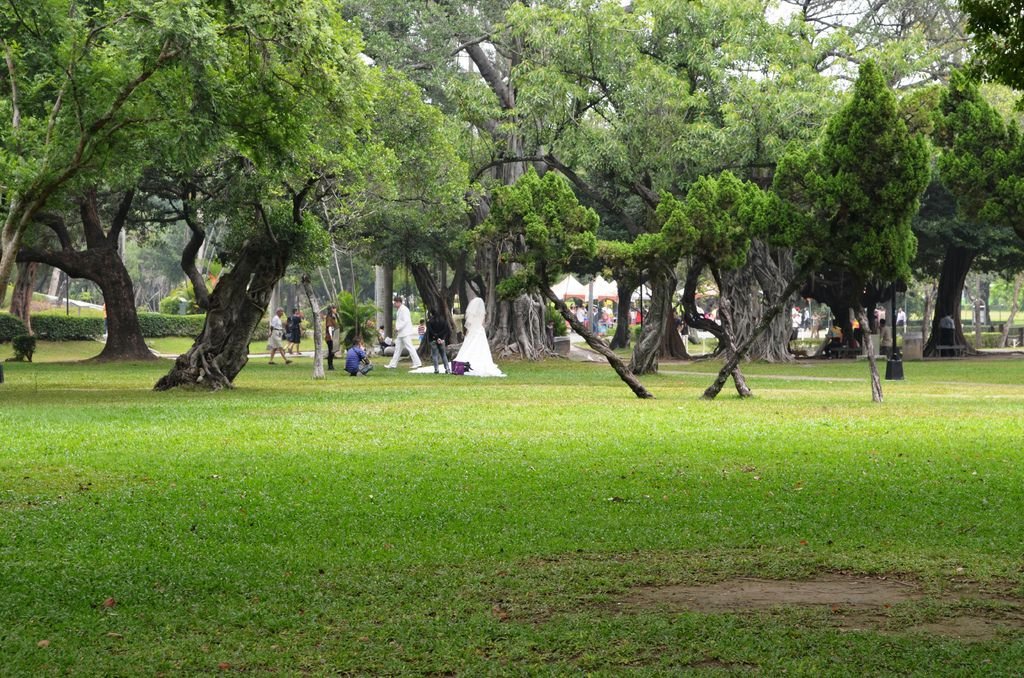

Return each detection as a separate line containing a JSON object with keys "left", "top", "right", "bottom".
{"left": 9, "top": 261, "right": 38, "bottom": 334}
{"left": 98, "top": 255, "right": 156, "bottom": 362}
{"left": 609, "top": 279, "right": 636, "bottom": 350}
{"left": 680, "top": 262, "right": 751, "bottom": 395}
{"left": 18, "top": 247, "right": 154, "bottom": 361}
{"left": 0, "top": 198, "right": 28, "bottom": 307}
{"left": 411, "top": 260, "right": 457, "bottom": 354}
{"left": 661, "top": 304, "right": 690, "bottom": 360}
{"left": 722, "top": 240, "right": 797, "bottom": 363}
{"left": 921, "top": 283, "right": 935, "bottom": 340}
{"left": 711, "top": 269, "right": 753, "bottom": 398}
{"left": 375, "top": 265, "right": 393, "bottom": 337}
{"left": 999, "top": 273, "right": 1023, "bottom": 348}
{"left": 542, "top": 284, "right": 653, "bottom": 399}
{"left": 155, "top": 242, "right": 290, "bottom": 390}
{"left": 856, "top": 306, "right": 883, "bottom": 403}
{"left": 980, "top": 278, "right": 991, "bottom": 326}
{"left": 629, "top": 267, "right": 674, "bottom": 375}
{"left": 703, "top": 276, "right": 805, "bottom": 400}
{"left": 924, "top": 245, "right": 975, "bottom": 356}
{"left": 301, "top": 273, "right": 325, "bottom": 380}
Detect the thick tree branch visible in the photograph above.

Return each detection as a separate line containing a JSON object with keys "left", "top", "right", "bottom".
{"left": 2, "top": 39, "right": 19, "bottom": 130}
{"left": 181, "top": 203, "right": 210, "bottom": 311}
{"left": 108, "top": 189, "right": 135, "bottom": 246}
{"left": 79, "top": 189, "right": 107, "bottom": 249}
{"left": 465, "top": 43, "right": 514, "bottom": 110}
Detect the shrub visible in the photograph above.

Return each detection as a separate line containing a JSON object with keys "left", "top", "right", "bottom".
{"left": 11, "top": 335, "right": 36, "bottom": 362}
{"left": 546, "top": 304, "right": 568, "bottom": 337}
{"left": 31, "top": 315, "right": 104, "bottom": 340}
{"left": 0, "top": 312, "right": 27, "bottom": 342}
{"left": 159, "top": 281, "right": 209, "bottom": 315}
{"left": 250, "top": 323, "right": 270, "bottom": 342}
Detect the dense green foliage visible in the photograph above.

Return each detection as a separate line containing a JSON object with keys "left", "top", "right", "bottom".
{"left": 482, "top": 169, "right": 600, "bottom": 298}
{"left": 135, "top": 314, "right": 206, "bottom": 339}
{"left": 10, "top": 334, "right": 35, "bottom": 361}
{"left": 1, "top": 358, "right": 1023, "bottom": 672}
{"left": 0, "top": 312, "right": 27, "bottom": 342}
{"left": 776, "top": 61, "right": 930, "bottom": 282}
{"left": 335, "top": 291, "right": 378, "bottom": 346}
{"left": 29, "top": 315, "right": 105, "bottom": 341}
{"left": 962, "top": 0, "right": 1024, "bottom": 90}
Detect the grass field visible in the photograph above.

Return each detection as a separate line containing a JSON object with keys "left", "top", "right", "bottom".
{"left": 1, "top": 354, "right": 1023, "bottom": 674}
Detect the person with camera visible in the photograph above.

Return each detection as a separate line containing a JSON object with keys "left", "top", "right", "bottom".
{"left": 344, "top": 338, "right": 373, "bottom": 376}
{"left": 425, "top": 309, "right": 451, "bottom": 374}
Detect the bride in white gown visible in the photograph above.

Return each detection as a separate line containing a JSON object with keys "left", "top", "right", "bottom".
{"left": 453, "top": 297, "right": 505, "bottom": 377}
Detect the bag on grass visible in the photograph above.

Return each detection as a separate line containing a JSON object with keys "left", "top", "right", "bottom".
{"left": 451, "top": 360, "right": 470, "bottom": 375}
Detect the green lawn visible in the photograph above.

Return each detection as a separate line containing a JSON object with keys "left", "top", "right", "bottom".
{"left": 1, "top": 356, "right": 1022, "bottom": 674}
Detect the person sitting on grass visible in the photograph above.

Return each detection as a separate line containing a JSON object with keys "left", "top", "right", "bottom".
{"left": 345, "top": 338, "right": 373, "bottom": 377}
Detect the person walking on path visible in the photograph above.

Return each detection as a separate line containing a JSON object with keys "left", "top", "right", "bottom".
{"left": 267, "top": 308, "right": 292, "bottom": 364}
{"left": 345, "top": 338, "right": 373, "bottom": 376}
{"left": 426, "top": 310, "right": 451, "bottom": 374}
{"left": 286, "top": 308, "right": 303, "bottom": 355}
{"left": 386, "top": 296, "right": 422, "bottom": 369}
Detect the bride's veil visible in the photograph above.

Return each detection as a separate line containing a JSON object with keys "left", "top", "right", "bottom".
{"left": 464, "top": 297, "right": 487, "bottom": 333}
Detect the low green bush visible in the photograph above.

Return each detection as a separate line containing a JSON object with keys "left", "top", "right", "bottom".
{"left": 11, "top": 334, "right": 36, "bottom": 361}
{"left": 136, "top": 313, "right": 206, "bottom": 338}
{"left": 975, "top": 330, "right": 1024, "bottom": 348}
{"left": 30, "top": 315, "right": 104, "bottom": 340}
{"left": 0, "top": 312, "right": 27, "bottom": 342}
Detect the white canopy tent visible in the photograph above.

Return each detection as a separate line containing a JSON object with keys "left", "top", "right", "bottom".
{"left": 590, "top": 275, "right": 619, "bottom": 301}
{"left": 630, "top": 284, "right": 653, "bottom": 302}
{"left": 550, "top": 274, "right": 588, "bottom": 299}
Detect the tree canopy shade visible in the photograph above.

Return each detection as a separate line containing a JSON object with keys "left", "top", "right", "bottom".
{"left": 962, "top": 0, "right": 1024, "bottom": 91}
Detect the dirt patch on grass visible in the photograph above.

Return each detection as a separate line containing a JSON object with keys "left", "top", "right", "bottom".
{"left": 619, "top": 574, "right": 1024, "bottom": 641}
{"left": 624, "top": 575, "right": 921, "bottom": 611}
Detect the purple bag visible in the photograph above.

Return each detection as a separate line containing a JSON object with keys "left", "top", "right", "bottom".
{"left": 451, "top": 360, "right": 471, "bottom": 375}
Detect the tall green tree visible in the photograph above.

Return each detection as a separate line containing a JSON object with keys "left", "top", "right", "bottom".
{"left": 770, "top": 60, "right": 930, "bottom": 402}
{"left": 1, "top": 0, "right": 212, "bottom": 305}
{"left": 918, "top": 71, "right": 1024, "bottom": 354}
{"left": 348, "top": 0, "right": 555, "bottom": 359}
{"left": 152, "top": 3, "right": 374, "bottom": 390}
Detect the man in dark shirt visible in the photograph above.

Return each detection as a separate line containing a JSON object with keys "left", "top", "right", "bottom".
{"left": 344, "top": 339, "right": 373, "bottom": 376}
{"left": 426, "top": 310, "right": 451, "bottom": 374}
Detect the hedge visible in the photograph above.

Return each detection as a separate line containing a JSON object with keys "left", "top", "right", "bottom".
{"left": 136, "top": 313, "right": 205, "bottom": 338}
{"left": 31, "top": 315, "right": 105, "bottom": 340}
{"left": 0, "top": 313, "right": 27, "bottom": 342}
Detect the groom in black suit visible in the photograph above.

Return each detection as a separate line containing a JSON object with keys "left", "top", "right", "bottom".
{"left": 426, "top": 311, "right": 451, "bottom": 374}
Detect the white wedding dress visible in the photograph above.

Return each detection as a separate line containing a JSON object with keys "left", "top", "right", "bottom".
{"left": 453, "top": 298, "right": 505, "bottom": 377}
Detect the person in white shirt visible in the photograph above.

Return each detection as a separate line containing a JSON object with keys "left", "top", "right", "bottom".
{"left": 266, "top": 308, "right": 292, "bottom": 365}
{"left": 386, "top": 295, "right": 423, "bottom": 369}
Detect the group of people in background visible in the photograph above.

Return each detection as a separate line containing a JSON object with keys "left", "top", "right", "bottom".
{"left": 268, "top": 295, "right": 453, "bottom": 377}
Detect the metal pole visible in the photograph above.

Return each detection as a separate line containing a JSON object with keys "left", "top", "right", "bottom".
{"left": 885, "top": 281, "right": 904, "bottom": 380}
{"left": 588, "top": 280, "right": 595, "bottom": 332}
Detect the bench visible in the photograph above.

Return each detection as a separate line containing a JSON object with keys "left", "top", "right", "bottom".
{"left": 935, "top": 344, "right": 968, "bottom": 357}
